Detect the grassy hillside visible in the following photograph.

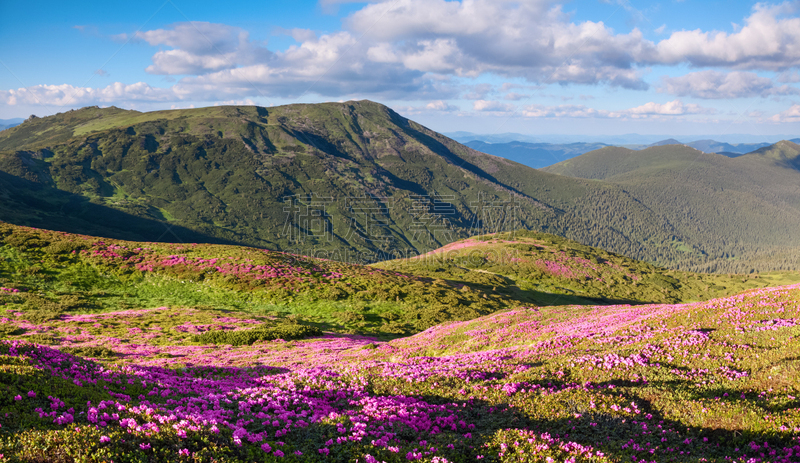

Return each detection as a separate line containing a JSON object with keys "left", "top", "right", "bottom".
{"left": 0, "top": 223, "right": 517, "bottom": 338}
{"left": 543, "top": 143, "right": 800, "bottom": 273}
{"left": 375, "top": 230, "right": 800, "bottom": 305}
{"left": 1, "top": 102, "right": 799, "bottom": 272}
{"left": 541, "top": 144, "right": 715, "bottom": 180}
{"left": 4, "top": 222, "right": 796, "bottom": 340}
{"left": 0, "top": 108, "right": 136, "bottom": 151}
{"left": 1, "top": 269, "right": 799, "bottom": 461}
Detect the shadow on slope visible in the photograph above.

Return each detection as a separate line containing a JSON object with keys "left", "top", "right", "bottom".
{"left": 0, "top": 170, "right": 242, "bottom": 246}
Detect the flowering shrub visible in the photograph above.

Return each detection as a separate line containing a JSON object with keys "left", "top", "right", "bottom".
{"left": 0, "top": 281, "right": 798, "bottom": 461}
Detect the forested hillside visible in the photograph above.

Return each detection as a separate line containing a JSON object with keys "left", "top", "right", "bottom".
{"left": 544, "top": 143, "right": 800, "bottom": 272}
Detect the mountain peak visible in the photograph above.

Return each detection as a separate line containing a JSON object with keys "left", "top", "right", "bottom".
{"left": 742, "top": 140, "right": 800, "bottom": 169}
{"left": 648, "top": 138, "right": 683, "bottom": 147}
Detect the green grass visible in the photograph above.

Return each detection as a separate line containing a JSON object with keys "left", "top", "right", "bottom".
{"left": 0, "top": 223, "right": 513, "bottom": 338}
{"left": 191, "top": 324, "right": 323, "bottom": 346}
{"left": 2, "top": 223, "right": 798, "bottom": 346}
{"left": 374, "top": 230, "right": 800, "bottom": 306}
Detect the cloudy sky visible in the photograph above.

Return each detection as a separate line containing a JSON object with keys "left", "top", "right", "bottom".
{"left": 3, "top": 0, "right": 800, "bottom": 138}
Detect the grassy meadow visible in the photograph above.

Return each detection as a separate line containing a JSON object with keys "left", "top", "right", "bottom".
{"left": 0, "top": 223, "right": 799, "bottom": 461}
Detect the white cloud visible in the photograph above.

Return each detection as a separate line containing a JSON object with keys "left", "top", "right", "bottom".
{"left": 625, "top": 100, "right": 713, "bottom": 116}
{"left": 15, "top": 1, "right": 800, "bottom": 111}
{"left": 0, "top": 83, "right": 173, "bottom": 107}
{"left": 658, "top": 70, "right": 799, "bottom": 99}
{"left": 462, "top": 83, "right": 493, "bottom": 100}
{"left": 366, "top": 43, "right": 400, "bottom": 63}
{"left": 171, "top": 29, "right": 449, "bottom": 100}
{"left": 213, "top": 99, "right": 256, "bottom": 106}
{"left": 473, "top": 100, "right": 514, "bottom": 112}
{"left": 345, "top": 0, "right": 653, "bottom": 89}
{"left": 522, "top": 104, "right": 605, "bottom": 118}
{"left": 274, "top": 27, "right": 318, "bottom": 44}
{"left": 777, "top": 70, "right": 800, "bottom": 83}
{"left": 649, "top": 3, "right": 800, "bottom": 70}
{"left": 425, "top": 100, "right": 459, "bottom": 111}
{"left": 132, "top": 22, "right": 273, "bottom": 75}
{"left": 503, "top": 92, "right": 528, "bottom": 101}
{"left": 521, "top": 99, "right": 713, "bottom": 119}
{"left": 399, "top": 39, "right": 474, "bottom": 75}
{"left": 769, "top": 103, "right": 800, "bottom": 122}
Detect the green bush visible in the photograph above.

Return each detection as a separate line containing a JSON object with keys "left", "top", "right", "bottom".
{"left": 192, "top": 324, "right": 322, "bottom": 346}
{"left": 59, "top": 346, "right": 116, "bottom": 358}
{"left": 0, "top": 325, "right": 25, "bottom": 337}
{"left": 23, "top": 334, "right": 59, "bottom": 345}
{"left": 42, "top": 240, "right": 89, "bottom": 254}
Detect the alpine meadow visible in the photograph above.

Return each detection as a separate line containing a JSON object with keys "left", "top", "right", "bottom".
{"left": 2, "top": 1, "right": 800, "bottom": 462}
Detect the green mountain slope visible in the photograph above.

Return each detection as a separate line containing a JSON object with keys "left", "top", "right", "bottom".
{"left": 2, "top": 223, "right": 797, "bottom": 341}
{"left": 0, "top": 102, "right": 798, "bottom": 272}
{"left": 543, "top": 142, "right": 800, "bottom": 272}
{"left": 541, "top": 144, "right": 715, "bottom": 180}
{"left": 738, "top": 139, "right": 800, "bottom": 170}
{"left": 0, "top": 108, "right": 136, "bottom": 151}
{"left": 0, "top": 102, "right": 696, "bottom": 266}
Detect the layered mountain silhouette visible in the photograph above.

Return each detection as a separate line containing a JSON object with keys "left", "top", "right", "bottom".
{"left": 463, "top": 140, "right": 609, "bottom": 169}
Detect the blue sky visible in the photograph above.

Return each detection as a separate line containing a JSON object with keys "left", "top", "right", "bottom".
{"left": 3, "top": 0, "right": 800, "bottom": 139}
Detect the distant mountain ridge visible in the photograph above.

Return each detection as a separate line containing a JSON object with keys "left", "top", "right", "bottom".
{"left": 462, "top": 136, "right": 791, "bottom": 170}
{"left": 0, "top": 118, "right": 23, "bottom": 132}
{"left": 542, "top": 140, "right": 800, "bottom": 272}
{"left": 462, "top": 140, "right": 609, "bottom": 168}
{"left": 645, "top": 138, "right": 772, "bottom": 156}
{"left": 447, "top": 131, "right": 797, "bottom": 146}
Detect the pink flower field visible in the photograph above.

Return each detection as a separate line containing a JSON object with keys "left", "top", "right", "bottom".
{"left": 1, "top": 283, "right": 800, "bottom": 462}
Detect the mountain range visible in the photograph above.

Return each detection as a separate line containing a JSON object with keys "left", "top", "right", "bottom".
{"left": 463, "top": 140, "right": 610, "bottom": 168}
{"left": 448, "top": 131, "right": 799, "bottom": 146}
{"left": 1, "top": 101, "right": 799, "bottom": 273}
{"left": 543, "top": 141, "right": 800, "bottom": 272}
{"left": 458, "top": 137, "right": 797, "bottom": 170}
{"left": 644, "top": 138, "right": 776, "bottom": 155}
{"left": 0, "top": 118, "right": 23, "bottom": 132}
